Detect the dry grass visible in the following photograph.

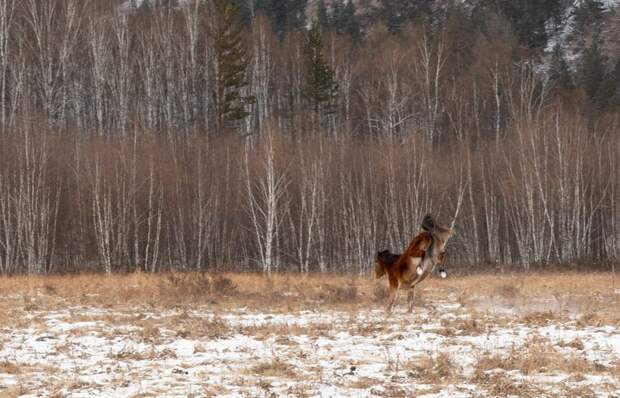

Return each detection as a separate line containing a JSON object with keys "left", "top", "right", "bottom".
{"left": 484, "top": 372, "right": 542, "bottom": 398}
{"left": 474, "top": 336, "right": 609, "bottom": 378}
{"left": 521, "top": 310, "right": 562, "bottom": 326}
{"left": 440, "top": 317, "right": 486, "bottom": 336}
{"left": 0, "top": 271, "right": 617, "bottom": 319}
{"left": 0, "top": 360, "right": 20, "bottom": 374}
{"left": 407, "top": 352, "right": 458, "bottom": 384}
{"left": 492, "top": 282, "right": 523, "bottom": 299}
{"left": 561, "top": 384, "right": 597, "bottom": 398}
{"left": 249, "top": 357, "right": 298, "bottom": 378}
{"left": 558, "top": 338, "right": 585, "bottom": 351}
{"left": 0, "top": 386, "right": 28, "bottom": 398}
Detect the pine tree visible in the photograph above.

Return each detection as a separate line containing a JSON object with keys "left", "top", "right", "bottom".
{"left": 289, "top": 0, "right": 308, "bottom": 30}
{"left": 497, "top": 0, "right": 561, "bottom": 49}
{"left": 343, "top": 0, "right": 361, "bottom": 42}
{"left": 331, "top": 0, "right": 345, "bottom": 34}
{"left": 331, "top": 0, "right": 361, "bottom": 41}
{"left": 317, "top": 0, "right": 330, "bottom": 29}
{"left": 573, "top": 0, "right": 605, "bottom": 35}
{"left": 579, "top": 40, "right": 611, "bottom": 110}
{"left": 269, "top": 0, "right": 288, "bottom": 36}
{"left": 211, "top": 0, "right": 255, "bottom": 129}
{"left": 303, "top": 22, "right": 338, "bottom": 113}
{"left": 378, "top": 0, "right": 432, "bottom": 34}
{"left": 548, "top": 44, "right": 573, "bottom": 90}
{"left": 259, "top": 0, "right": 308, "bottom": 38}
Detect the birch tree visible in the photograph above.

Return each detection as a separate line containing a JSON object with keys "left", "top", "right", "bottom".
{"left": 0, "top": 0, "right": 15, "bottom": 129}
{"left": 245, "top": 132, "right": 288, "bottom": 272}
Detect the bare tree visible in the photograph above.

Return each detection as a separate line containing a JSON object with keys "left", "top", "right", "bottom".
{"left": 245, "top": 132, "right": 289, "bottom": 273}
{"left": 0, "top": 0, "right": 15, "bottom": 129}
{"left": 417, "top": 28, "right": 447, "bottom": 141}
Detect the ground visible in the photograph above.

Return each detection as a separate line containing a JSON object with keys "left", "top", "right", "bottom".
{"left": 0, "top": 272, "right": 619, "bottom": 397}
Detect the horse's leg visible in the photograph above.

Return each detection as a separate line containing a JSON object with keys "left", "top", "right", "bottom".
{"left": 407, "top": 286, "right": 415, "bottom": 313}
{"left": 387, "top": 279, "right": 398, "bottom": 312}
{"left": 387, "top": 285, "right": 398, "bottom": 313}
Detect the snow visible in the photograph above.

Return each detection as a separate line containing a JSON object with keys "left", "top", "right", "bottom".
{"left": 1, "top": 299, "right": 620, "bottom": 396}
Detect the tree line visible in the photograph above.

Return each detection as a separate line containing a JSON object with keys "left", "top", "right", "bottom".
{"left": 0, "top": 0, "right": 618, "bottom": 274}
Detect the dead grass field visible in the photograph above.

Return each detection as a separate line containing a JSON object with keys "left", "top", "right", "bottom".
{"left": 0, "top": 271, "right": 618, "bottom": 312}
{"left": 1, "top": 271, "right": 620, "bottom": 397}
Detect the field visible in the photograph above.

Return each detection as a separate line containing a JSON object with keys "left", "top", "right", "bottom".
{"left": 0, "top": 272, "right": 619, "bottom": 397}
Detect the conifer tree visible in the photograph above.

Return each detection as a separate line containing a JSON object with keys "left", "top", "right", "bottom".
{"left": 579, "top": 40, "right": 612, "bottom": 110}
{"left": 497, "top": 0, "right": 561, "bottom": 49}
{"left": 573, "top": 0, "right": 605, "bottom": 35}
{"left": 331, "top": 0, "right": 361, "bottom": 41}
{"left": 317, "top": 0, "right": 330, "bottom": 29}
{"left": 303, "top": 21, "right": 338, "bottom": 113}
{"left": 211, "top": 0, "right": 255, "bottom": 130}
{"left": 331, "top": 0, "right": 345, "bottom": 33}
{"left": 258, "top": 0, "right": 308, "bottom": 38}
{"left": 343, "top": 0, "right": 361, "bottom": 41}
{"left": 378, "top": 0, "right": 432, "bottom": 34}
{"left": 548, "top": 44, "right": 573, "bottom": 90}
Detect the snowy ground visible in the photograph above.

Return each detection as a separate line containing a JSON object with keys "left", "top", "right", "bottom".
{"left": 1, "top": 292, "right": 620, "bottom": 397}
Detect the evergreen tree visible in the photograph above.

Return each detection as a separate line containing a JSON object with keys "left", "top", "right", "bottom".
{"left": 548, "top": 44, "right": 574, "bottom": 90}
{"left": 211, "top": 0, "right": 255, "bottom": 129}
{"left": 331, "top": 0, "right": 345, "bottom": 33}
{"left": 317, "top": 0, "right": 330, "bottom": 29}
{"left": 579, "top": 40, "right": 611, "bottom": 110}
{"left": 303, "top": 22, "right": 338, "bottom": 113}
{"left": 443, "top": 5, "right": 477, "bottom": 75}
{"left": 259, "top": 0, "right": 308, "bottom": 38}
{"left": 331, "top": 0, "right": 361, "bottom": 41}
{"left": 573, "top": 0, "right": 605, "bottom": 35}
{"left": 289, "top": 0, "right": 308, "bottom": 29}
{"left": 497, "top": 0, "right": 561, "bottom": 49}
{"left": 343, "top": 0, "right": 361, "bottom": 42}
{"left": 378, "top": 0, "right": 432, "bottom": 34}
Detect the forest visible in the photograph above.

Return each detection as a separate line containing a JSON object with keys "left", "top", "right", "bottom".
{"left": 0, "top": 0, "right": 619, "bottom": 274}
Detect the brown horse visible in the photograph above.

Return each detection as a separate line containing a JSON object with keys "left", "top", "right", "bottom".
{"left": 375, "top": 214, "right": 454, "bottom": 312}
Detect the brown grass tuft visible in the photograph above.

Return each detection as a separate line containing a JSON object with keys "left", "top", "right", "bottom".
{"left": 0, "top": 360, "right": 20, "bottom": 374}
{"left": 561, "top": 384, "right": 597, "bottom": 398}
{"left": 0, "top": 385, "right": 28, "bottom": 398}
{"left": 474, "top": 336, "right": 604, "bottom": 377}
{"left": 485, "top": 372, "right": 541, "bottom": 397}
{"left": 250, "top": 357, "right": 297, "bottom": 378}
{"left": 373, "top": 283, "right": 389, "bottom": 303}
{"left": 139, "top": 325, "right": 161, "bottom": 343}
{"left": 492, "top": 283, "right": 522, "bottom": 299}
{"left": 521, "top": 310, "right": 558, "bottom": 326}
{"left": 558, "top": 337, "right": 585, "bottom": 351}
{"left": 407, "top": 352, "right": 457, "bottom": 384}
{"left": 319, "top": 284, "right": 358, "bottom": 303}
{"left": 440, "top": 317, "right": 485, "bottom": 336}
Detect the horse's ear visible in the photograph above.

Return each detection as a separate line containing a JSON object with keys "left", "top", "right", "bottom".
{"left": 421, "top": 214, "right": 435, "bottom": 232}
